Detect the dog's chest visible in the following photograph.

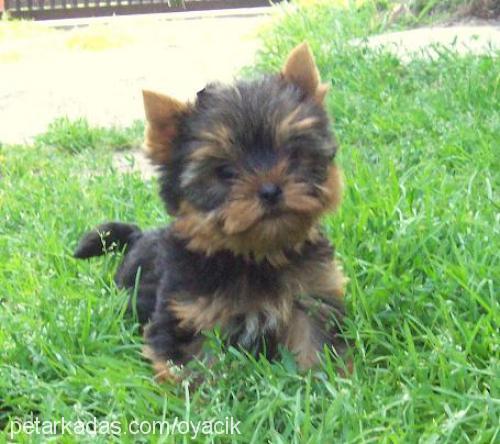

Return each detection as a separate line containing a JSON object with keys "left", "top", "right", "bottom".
{"left": 168, "top": 254, "right": 293, "bottom": 352}
{"left": 167, "top": 238, "right": 318, "bottom": 353}
{"left": 212, "top": 264, "right": 293, "bottom": 355}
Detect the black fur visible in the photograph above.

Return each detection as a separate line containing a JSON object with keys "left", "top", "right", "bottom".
{"left": 75, "top": 223, "right": 342, "bottom": 363}
{"left": 73, "top": 222, "right": 141, "bottom": 259}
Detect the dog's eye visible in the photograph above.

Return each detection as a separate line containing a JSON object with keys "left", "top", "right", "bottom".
{"left": 215, "top": 165, "right": 237, "bottom": 181}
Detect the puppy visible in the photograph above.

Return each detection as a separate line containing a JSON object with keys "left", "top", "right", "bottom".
{"left": 74, "top": 43, "right": 347, "bottom": 381}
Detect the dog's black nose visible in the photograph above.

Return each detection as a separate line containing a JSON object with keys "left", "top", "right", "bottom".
{"left": 259, "top": 183, "right": 282, "bottom": 205}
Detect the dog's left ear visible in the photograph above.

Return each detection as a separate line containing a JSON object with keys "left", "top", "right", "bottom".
{"left": 282, "top": 42, "right": 329, "bottom": 104}
{"left": 142, "top": 90, "right": 190, "bottom": 165}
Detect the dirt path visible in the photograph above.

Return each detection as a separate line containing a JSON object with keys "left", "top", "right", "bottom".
{"left": 0, "top": 10, "right": 270, "bottom": 145}
{"left": 360, "top": 23, "right": 499, "bottom": 60}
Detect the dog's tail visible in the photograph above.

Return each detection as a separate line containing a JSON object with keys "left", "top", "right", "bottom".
{"left": 73, "top": 222, "right": 142, "bottom": 259}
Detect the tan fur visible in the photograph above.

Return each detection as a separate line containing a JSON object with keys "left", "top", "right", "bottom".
{"left": 170, "top": 296, "right": 234, "bottom": 333}
{"left": 284, "top": 182, "right": 324, "bottom": 214}
{"left": 312, "top": 258, "right": 347, "bottom": 299}
{"left": 315, "top": 83, "right": 330, "bottom": 104}
{"left": 276, "top": 107, "right": 301, "bottom": 146}
{"left": 221, "top": 161, "right": 288, "bottom": 235}
{"left": 198, "top": 125, "right": 234, "bottom": 153}
{"left": 276, "top": 105, "right": 321, "bottom": 146}
{"left": 170, "top": 288, "right": 293, "bottom": 326}
{"left": 170, "top": 291, "right": 293, "bottom": 342}
{"left": 142, "top": 90, "right": 189, "bottom": 165}
{"left": 286, "top": 254, "right": 346, "bottom": 304}
{"left": 173, "top": 201, "right": 321, "bottom": 267}
{"left": 284, "top": 307, "right": 322, "bottom": 370}
{"left": 281, "top": 257, "right": 347, "bottom": 370}
{"left": 187, "top": 126, "right": 235, "bottom": 162}
{"left": 221, "top": 198, "right": 264, "bottom": 235}
{"left": 316, "top": 163, "right": 343, "bottom": 212}
{"left": 189, "top": 144, "right": 229, "bottom": 162}
{"left": 172, "top": 158, "right": 340, "bottom": 265}
{"left": 142, "top": 345, "right": 180, "bottom": 383}
{"left": 282, "top": 42, "right": 329, "bottom": 104}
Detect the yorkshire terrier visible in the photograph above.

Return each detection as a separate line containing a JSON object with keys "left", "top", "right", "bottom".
{"left": 74, "top": 43, "right": 348, "bottom": 381}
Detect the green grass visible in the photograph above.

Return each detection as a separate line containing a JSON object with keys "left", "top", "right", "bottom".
{"left": 34, "top": 118, "right": 145, "bottom": 153}
{"left": 1, "top": 2, "right": 499, "bottom": 443}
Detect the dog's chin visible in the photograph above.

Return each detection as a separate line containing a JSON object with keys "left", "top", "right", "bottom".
{"left": 173, "top": 201, "right": 324, "bottom": 265}
{"left": 222, "top": 210, "right": 320, "bottom": 257}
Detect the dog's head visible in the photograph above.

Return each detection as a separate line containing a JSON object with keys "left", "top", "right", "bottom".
{"left": 143, "top": 43, "right": 342, "bottom": 261}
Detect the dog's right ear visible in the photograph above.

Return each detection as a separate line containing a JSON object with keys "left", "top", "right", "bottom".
{"left": 142, "top": 90, "right": 189, "bottom": 165}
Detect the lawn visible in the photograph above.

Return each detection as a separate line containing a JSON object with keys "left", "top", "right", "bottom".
{"left": 1, "top": 1, "right": 499, "bottom": 442}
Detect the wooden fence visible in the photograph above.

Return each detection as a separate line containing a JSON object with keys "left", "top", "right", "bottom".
{"left": 1, "top": 0, "right": 276, "bottom": 20}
